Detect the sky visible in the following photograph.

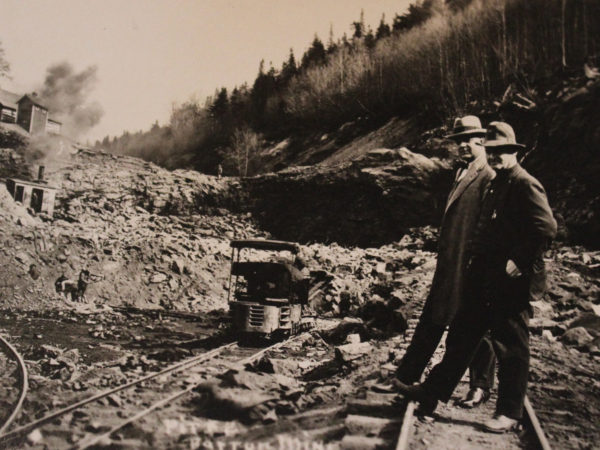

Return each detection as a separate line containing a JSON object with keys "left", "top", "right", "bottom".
{"left": 0, "top": 0, "right": 411, "bottom": 142}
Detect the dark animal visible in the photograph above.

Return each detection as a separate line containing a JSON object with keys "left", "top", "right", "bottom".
{"left": 55, "top": 270, "right": 91, "bottom": 302}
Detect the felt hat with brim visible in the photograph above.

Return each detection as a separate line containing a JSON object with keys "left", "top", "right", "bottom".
{"left": 445, "top": 115, "right": 487, "bottom": 140}
{"left": 483, "top": 121, "right": 525, "bottom": 153}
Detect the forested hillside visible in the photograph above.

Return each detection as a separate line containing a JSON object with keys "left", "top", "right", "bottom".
{"left": 94, "top": 0, "right": 600, "bottom": 176}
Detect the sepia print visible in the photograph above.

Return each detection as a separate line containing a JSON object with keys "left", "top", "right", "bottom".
{"left": 0, "top": 1, "right": 599, "bottom": 448}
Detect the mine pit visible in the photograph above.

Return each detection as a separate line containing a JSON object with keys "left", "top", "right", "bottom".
{"left": 0, "top": 148, "right": 598, "bottom": 449}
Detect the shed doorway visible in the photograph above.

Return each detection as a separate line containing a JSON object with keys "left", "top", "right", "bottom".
{"left": 15, "top": 185, "right": 24, "bottom": 203}
{"left": 31, "top": 188, "right": 44, "bottom": 212}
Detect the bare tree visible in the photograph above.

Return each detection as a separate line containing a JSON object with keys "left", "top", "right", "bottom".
{"left": 229, "top": 127, "right": 262, "bottom": 177}
{"left": 0, "top": 41, "right": 10, "bottom": 82}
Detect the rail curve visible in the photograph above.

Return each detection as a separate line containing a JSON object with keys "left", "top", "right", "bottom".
{"left": 0, "top": 334, "right": 29, "bottom": 436}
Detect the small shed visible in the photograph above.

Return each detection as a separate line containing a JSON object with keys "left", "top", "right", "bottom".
{"left": 6, "top": 177, "right": 58, "bottom": 216}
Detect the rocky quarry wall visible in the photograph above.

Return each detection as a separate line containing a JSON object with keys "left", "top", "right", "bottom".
{"left": 242, "top": 148, "right": 453, "bottom": 247}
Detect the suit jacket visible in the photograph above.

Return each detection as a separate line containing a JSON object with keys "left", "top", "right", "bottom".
{"left": 427, "top": 156, "right": 495, "bottom": 326}
{"left": 470, "top": 164, "right": 557, "bottom": 313}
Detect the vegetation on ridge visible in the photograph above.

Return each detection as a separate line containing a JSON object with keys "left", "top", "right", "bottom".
{"left": 94, "top": 0, "right": 600, "bottom": 176}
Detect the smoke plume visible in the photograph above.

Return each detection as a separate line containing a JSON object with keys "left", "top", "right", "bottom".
{"left": 38, "top": 62, "right": 104, "bottom": 138}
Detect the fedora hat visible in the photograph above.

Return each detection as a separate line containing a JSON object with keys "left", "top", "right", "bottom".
{"left": 445, "top": 115, "right": 487, "bottom": 140}
{"left": 483, "top": 121, "right": 525, "bottom": 153}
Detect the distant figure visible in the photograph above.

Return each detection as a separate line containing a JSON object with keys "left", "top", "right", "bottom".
{"left": 285, "top": 256, "right": 310, "bottom": 304}
{"left": 55, "top": 269, "right": 102, "bottom": 302}
{"left": 217, "top": 164, "right": 223, "bottom": 179}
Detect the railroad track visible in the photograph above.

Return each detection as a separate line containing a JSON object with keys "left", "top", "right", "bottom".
{"left": 0, "top": 333, "right": 310, "bottom": 449}
{"left": 0, "top": 309, "right": 554, "bottom": 449}
{"left": 338, "top": 305, "right": 553, "bottom": 450}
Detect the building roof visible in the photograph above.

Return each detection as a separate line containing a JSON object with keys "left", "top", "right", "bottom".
{"left": 230, "top": 239, "right": 299, "bottom": 253}
{"left": 0, "top": 89, "right": 20, "bottom": 110}
{"left": 7, "top": 178, "right": 58, "bottom": 190}
{"left": 47, "top": 117, "right": 62, "bottom": 125}
{"left": 17, "top": 94, "right": 49, "bottom": 110}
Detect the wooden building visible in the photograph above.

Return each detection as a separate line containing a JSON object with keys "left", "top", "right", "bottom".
{"left": 17, "top": 94, "right": 49, "bottom": 134}
{"left": 0, "top": 90, "right": 62, "bottom": 135}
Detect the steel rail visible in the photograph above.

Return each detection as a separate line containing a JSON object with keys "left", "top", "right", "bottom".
{"left": 395, "top": 401, "right": 416, "bottom": 450}
{"left": 73, "top": 384, "right": 197, "bottom": 450}
{"left": 0, "top": 335, "right": 28, "bottom": 436}
{"left": 0, "top": 342, "right": 236, "bottom": 445}
{"left": 74, "top": 332, "right": 310, "bottom": 450}
{"left": 524, "top": 395, "right": 552, "bottom": 450}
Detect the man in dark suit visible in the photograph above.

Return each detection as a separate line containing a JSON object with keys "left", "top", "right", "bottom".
{"left": 394, "top": 122, "right": 557, "bottom": 432}
{"left": 386, "top": 116, "right": 496, "bottom": 408}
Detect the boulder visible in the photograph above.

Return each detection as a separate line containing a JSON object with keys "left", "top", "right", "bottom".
{"left": 561, "top": 327, "right": 594, "bottom": 347}
{"left": 335, "top": 342, "right": 372, "bottom": 363}
{"left": 195, "top": 383, "right": 277, "bottom": 424}
{"left": 149, "top": 272, "right": 168, "bottom": 284}
{"left": 531, "top": 300, "right": 555, "bottom": 319}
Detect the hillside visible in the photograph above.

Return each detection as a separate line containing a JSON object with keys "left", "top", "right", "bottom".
{"left": 0, "top": 133, "right": 599, "bottom": 448}
{"left": 247, "top": 70, "right": 600, "bottom": 248}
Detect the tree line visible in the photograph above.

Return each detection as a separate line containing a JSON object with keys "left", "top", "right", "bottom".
{"left": 95, "top": 0, "right": 600, "bottom": 176}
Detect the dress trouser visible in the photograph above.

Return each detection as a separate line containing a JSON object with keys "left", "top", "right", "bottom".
{"left": 396, "top": 301, "right": 497, "bottom": 391}
{"left": 469, "top": 334, "right": 496, "bottom": 391}
{"left": 395, "top": 302, "right": 445, "bottom": 384}
{"left": 422, "top": 300, "right": 530, "bottom": 419}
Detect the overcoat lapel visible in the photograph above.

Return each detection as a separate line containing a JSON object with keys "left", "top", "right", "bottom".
{"left": 445, "top": 157, "right": 486, "bottom": 214}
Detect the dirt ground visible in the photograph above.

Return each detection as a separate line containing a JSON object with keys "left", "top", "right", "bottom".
{"left": 0, "top": 150, "right": 599, "bottom": 449}
{"left": 0, "top": 242, "right": 598, "bottom": 449}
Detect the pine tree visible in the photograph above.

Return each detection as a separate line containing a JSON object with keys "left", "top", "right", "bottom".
{"left": 251, "top": 60, "right": 278, "bottom": 128}
{"left": 301, "top": 35, "right": 327, "bottom": 69}
{"left": 375, "top": 14, "right": 391, "bottom": 40}
{"left": 352, "top": 10, "right": 365, "bottom": 39}
{"left": 327, "top": 23, "right": 338, "bottom": 54}
{"left": 210, "top": 87, "right": 229, "bottom": 119}
{"left": 393, "top": 1, "right": 437, "bottom": 32}
{"left": 364, "top": 26, "right": 376, "bottom": 49}
{"left": 280, "top": 48, "right": 298, "bottom": 84}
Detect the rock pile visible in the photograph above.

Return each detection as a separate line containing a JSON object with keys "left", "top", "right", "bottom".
{"left": 301, "top": 231, "right": 437, "bottom": 336}
{"left": 0, "top": 149, "right": 263, "bottom": 311}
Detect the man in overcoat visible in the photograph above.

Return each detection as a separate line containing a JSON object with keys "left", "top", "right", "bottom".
{"left": 394, "top": 122, "right": 557, "bottom": 432}
{"left": 391, "top": 116, "right": 496, "bottom": 406}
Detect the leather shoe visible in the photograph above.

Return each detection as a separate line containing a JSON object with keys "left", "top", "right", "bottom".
{"left": 457, "top": 387, "right": 490, "bottom": 408}
{"left": 482, "top": 414, "right": 519, "bottom": 433}
{"left": 392, "top": 380, "right": 438, "bottom": 416}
